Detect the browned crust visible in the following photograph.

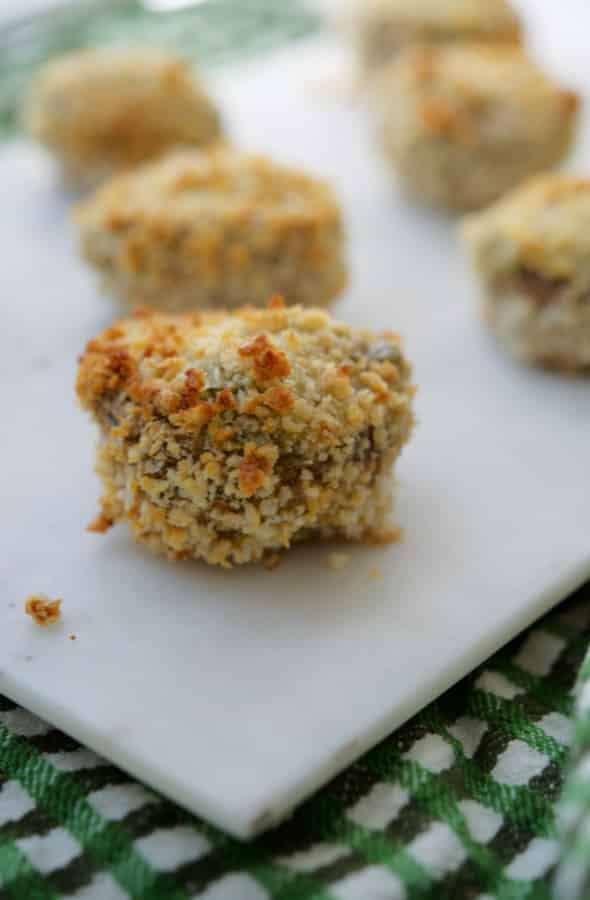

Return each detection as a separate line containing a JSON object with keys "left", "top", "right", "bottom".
{"left": 73, "top": 148, "right": 347, "bottom": 312}
{"left": 238, "top": 333, "right": 291, "bottom": 382}
{"left": 78, "top": 300, "right": 403, "bottom": 430}
{"left": 76, "top": 150, "right": 342, "bottom": 232}
{"left": 403, "top": 44, "right": 580, "bottom": 138}
{"left": 77, "top": 299, "right": 415, "bottom": 565}
{"left": 25, "top": 594, "right": 62, "bottom": 626}
{"left": 25, "top": 49, "right": 222, "bottom": 177}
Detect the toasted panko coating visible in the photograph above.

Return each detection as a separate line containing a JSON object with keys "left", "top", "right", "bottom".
{"left": 461, "top": 175, "right": 590, "bottom": 371}
{"left": 75, "top": 147, "right": 347, "bottom": 311}
{"left": 372, "top": 44, "right": 579, "bottom": 211}
{"left": 77, "top": 301, "right": 415, "bottom": 566}
{"left": 24, "top": 48, "right": 222, "bottom": 188}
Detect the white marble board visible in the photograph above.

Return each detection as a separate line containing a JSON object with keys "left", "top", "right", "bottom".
{"left": 0, "top": 3, "right": 589, "bottom": 839}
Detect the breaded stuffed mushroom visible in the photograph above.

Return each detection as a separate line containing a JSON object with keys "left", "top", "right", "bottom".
{"left": 461, "top": 175, "right": 590, "bottom": 372}
{"left": 77, "top": 301, "right": 415, "bottom": 567}
{"left": 372, "top": 44, "right": 579, "bottom": 212}
{"left": 23, "top": 48, "right": 222, "bottom": 188}
{"left": 75, "top": 147, "right": 347, "bottom": 311}
{"left": 353, "top": 0, "right": 521, "bottom": 73}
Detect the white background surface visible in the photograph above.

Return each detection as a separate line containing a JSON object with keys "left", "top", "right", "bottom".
{"left": 0, "top": 1, "right": 589, "bottom": 839}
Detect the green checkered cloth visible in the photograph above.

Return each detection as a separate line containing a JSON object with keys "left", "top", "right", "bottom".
{"left": 555, "top": 641, "right": 590, "bottom": 900}
{"left": 1, "top": 584, "right": 589, "bottom": 899}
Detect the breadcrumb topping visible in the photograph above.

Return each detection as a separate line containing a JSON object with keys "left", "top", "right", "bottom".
{"left": 461, "top": 175, "right": 590, "bottom": 279}
{"left": 24, "top": 48, "right": 222, "bottom": 187}
{"left": 374, "top": 44, "right": 579, "bottom": 211}
{"left": 75, "top": 147, "right": 347, "bottom": 311}
{"left": 460, "top": 174, "right": 590, "bottom": 371}
{"left": 398, "top": 45, "right": 579, "bottom": 139}
{"left": 77, "top": 301, "right": 415, "bottom": 566}
{"left": 25, "top": 594, "right": 62, "bottom": 626}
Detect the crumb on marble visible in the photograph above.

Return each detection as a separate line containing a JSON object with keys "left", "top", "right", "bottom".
{"left": 327, "top": 552, "right": 351, "bottom": 570}
{"left": 25, "top": 594, "right": 62, "bottom": 626}
{"left": 369, "top": 567, "right": 381, "bottom": 578}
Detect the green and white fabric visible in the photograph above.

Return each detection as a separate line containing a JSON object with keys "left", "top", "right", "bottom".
{"left": 555, "top": 645, "right": 590, "bottom": 900}
{"left": 1, "top": 585, "right": 589, "bottom": 899}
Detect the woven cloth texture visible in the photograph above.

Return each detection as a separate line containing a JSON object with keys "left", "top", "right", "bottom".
{"left": 1, "top": 584, "right": 589, "bottom": 900}
{"left": 554, "top": 637, "right": 590, "bottom": 900}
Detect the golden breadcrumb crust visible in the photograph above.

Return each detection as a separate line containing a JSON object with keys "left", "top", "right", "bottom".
{"left": 373, "top": 44, "right": 579, "bottom": 211}
{"left": 461, "top": 175, "right": 590, "bottom": 278}
{"left": 77, "top": 301, "right": 415, "bottom": 566}
{"left": 461, "top": 175, "right": 590, "bottom": 372}
{"left": 75, "top": 147, "right": 347, "bottom": 311}
{"left": 25, "top": 594, "right": 62, "bottom": 626}
{"left": 24, "top": 48, "right": 222, "bottom": 187}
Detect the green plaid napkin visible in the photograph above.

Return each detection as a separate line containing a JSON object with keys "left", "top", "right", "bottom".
{"left": 1, "top": 584, "right": 589, "bottom": 899}
{"left": 555, "top": 644, "right": 590, "bottom": 900}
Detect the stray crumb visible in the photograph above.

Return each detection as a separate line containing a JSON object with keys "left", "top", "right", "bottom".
{"left": 364, "top": 526, "right": 403, "bottom": 546}
{"left": 69, "top": 634, "right": 77, "bottom": 641}
{"left": 263, "top": 553, "right": 283, "bottom": 572}
{"left": 87, "top": 512, "right": 113, "bottom": 533}
{"left": 25, "top": 594, "right": 62, "bottom": 626}
{"left": 327, "top": 552, "right": 351, "bottom": 571}
{"left": 369, "top": 567, "right": 381, "bottom": 579}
